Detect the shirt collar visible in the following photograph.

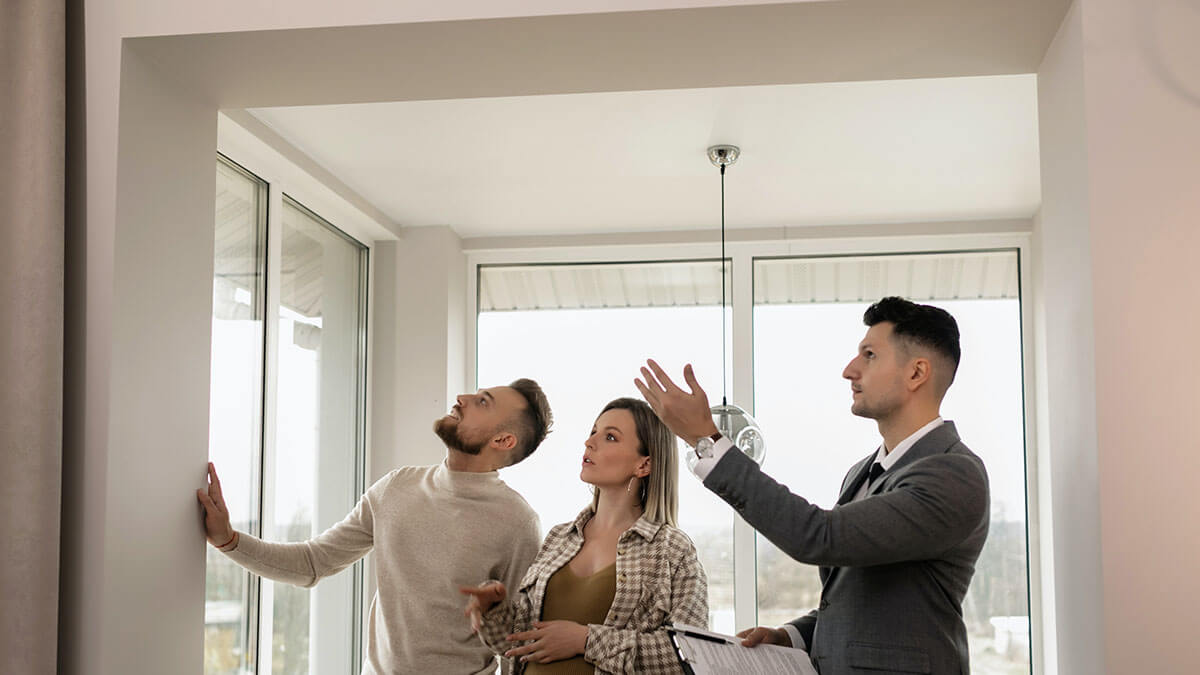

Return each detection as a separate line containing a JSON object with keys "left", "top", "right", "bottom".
{"left": 628, "top": 515, "right": 663, "bottom": 541}
{"left": 874, "top": 416, "right": 944, "bottom": 471}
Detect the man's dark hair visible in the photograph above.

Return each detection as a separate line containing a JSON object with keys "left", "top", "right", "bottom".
{"left": 506, "top": 378, "right": 553, "bottom": 466}
{"left": 863, "top": 296, "right": 961, "bottom": 385}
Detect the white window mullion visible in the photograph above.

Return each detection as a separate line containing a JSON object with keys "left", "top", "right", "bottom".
{"left": 351, "top": 245, "right": 371, "bottom": 675}
{"left": 207, "top": 155, "right": 270, "bottom": 675}
{"left": 731, "top": 246, "right": 758, "bottom": 631}
{"left": 256, "top": 181, "right": 285, "bottom": 675}
{"left": 1019, "top": 239, "right": 1049, "bottom": 675}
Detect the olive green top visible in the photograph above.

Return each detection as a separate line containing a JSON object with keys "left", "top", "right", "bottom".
{"left": 525, "top": 562, "right": 617, "bottom": 675}
{"left": 477, "top": 507, "right": 709, "bottom": 674}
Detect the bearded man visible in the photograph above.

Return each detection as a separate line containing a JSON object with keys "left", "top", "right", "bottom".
{"left": 197, "top": 380, "right": 552, "bottom": 674}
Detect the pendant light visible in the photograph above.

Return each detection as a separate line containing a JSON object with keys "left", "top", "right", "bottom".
{"left": 687, "top": 145, "right": 765, "bottom": 470}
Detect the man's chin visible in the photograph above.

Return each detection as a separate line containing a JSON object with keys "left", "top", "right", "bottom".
{"left": 434, "top": 423, "right": 486, "bottom": 456}
{"left": 433, "top": 416, "right": 455, "bottom": 434}
{"left": 433, "top": 419, "right": 457, "bottom": 448}
{"left": 850, "top": 403, "right": 875, "bottom": 419}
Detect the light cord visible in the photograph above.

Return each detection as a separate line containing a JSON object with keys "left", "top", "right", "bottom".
{"left": 720, "top": 162, "right": 728, "bottom": 407}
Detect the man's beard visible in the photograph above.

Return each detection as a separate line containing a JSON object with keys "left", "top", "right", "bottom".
{"left": 850, "top": 390, "right": 902, "bottom": 421}
{"left": 433, "top": 417, "right": 488, "bottom": 455}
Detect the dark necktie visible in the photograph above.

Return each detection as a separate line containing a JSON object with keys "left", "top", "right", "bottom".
{"left": 868, "top": 462, "right": 885, "bottom": 484}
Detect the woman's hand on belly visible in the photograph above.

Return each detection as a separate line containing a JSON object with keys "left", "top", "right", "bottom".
{"left": 504, "top": 620, "right": 590, "bottom": 664}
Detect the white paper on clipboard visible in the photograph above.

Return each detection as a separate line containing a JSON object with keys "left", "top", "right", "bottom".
{"left": 668, "top": 624, "right": 819, "bottom": 675}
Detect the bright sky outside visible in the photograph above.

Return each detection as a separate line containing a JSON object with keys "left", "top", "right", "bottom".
{"left": 208, "top": 307, "right": 325, "bottom": 533}
{"left": 208, "top": 276, "right": 1025, "bottom": 548}
{"left": 480, "top": 297, "right": 1025, "bottom": 534}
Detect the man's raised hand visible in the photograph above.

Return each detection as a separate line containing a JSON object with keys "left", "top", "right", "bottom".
{"left": 634, "top": 359, "right": 720, "bottom": 446}
{"left": 196, "top": 462, "right": 236, "bottom": 547}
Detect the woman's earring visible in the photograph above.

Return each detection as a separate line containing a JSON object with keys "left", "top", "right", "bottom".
{"left": 626, "top": 476, "right": 637, "bottom": 494}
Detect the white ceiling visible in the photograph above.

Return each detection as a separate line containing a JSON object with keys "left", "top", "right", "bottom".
{"left": 249, "top": 73, "right": 1039, "bottom": 238}
{"left": 187, "top": 0, "right": 1064, "bottom": 240}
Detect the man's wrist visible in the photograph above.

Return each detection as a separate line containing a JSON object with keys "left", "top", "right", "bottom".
{"left": 689, "top": 435, "right": 735, "bottom": 480}
{"left": 692, "top": 430, "right": 724, "bottom": 459}
{"left": 780, "top": 624, "right": 804, "bottom": 650}
{"left": 215, "top": 530, "right": 238, "bottom": 550}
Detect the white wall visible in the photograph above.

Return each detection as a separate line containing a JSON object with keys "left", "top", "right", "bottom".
{"left": 1035, "top": 1, "right": 1200, "bottom": 673}
{"left": 371, "top": 228, "right": 468, "bottom": 474}
{"left": 1035, "top": 2, "right": 1104, "bottom": 672}
{"left": 1081, "top": 1, "right": 1200, "bottom": 672}
{"left": 61, "top": 43, "right": 217, "bottom": 674}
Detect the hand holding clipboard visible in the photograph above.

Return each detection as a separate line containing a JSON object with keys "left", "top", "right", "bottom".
{"left": 666, "top": 624, "right": 819, "bottom": 675}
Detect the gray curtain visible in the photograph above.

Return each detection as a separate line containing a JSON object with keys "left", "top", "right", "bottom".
{"left": 0, "top": 0, "right": 65, "bottom": 672}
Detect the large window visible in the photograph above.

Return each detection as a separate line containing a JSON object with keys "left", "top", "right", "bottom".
{"left": 473, "top": 246, "right": 1031, "bottom": 671}
{"left": 205, "top": 156, "right": 369, "bottom": 675}
{"left": 753, "top": 252, "right": 1029, "bottom": 674}
{"left": 477, "top": 261, "right": 737, "bottom": 632}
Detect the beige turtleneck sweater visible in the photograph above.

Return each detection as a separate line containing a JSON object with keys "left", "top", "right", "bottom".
{"left": 221, "top": 461, "right": 541, "bottom": 674}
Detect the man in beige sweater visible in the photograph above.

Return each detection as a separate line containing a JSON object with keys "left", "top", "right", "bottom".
{"left": 197, "top": 379, "right": 552, "bottom": 674}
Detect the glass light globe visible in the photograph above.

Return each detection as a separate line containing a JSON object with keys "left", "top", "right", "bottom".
{"left": 685, "top": 403, "right": 766, "bottom": 472}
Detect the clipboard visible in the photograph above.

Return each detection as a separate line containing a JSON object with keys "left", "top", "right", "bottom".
{"left": 666, "top": 623, "right": 819, "bottom": 675}
{"left": 666, "top": 623, "right": 727, "bottom": 675}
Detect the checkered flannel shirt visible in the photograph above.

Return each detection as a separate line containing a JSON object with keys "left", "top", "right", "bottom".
{"left": 477, "top": 506, "right": 708, "bottom": 674}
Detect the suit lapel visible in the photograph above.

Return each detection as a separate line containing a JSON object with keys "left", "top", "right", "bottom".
{"left": 866, "top": 421, "right": 961, "bottom": 497}
{"left": 837, "top": 452, "right": 877, "bottom": 506}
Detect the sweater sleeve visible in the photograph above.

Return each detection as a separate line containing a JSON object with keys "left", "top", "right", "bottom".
{"left": 221, "top": 474, "right": 382, "bottom": 588}
{"left": 583, "top": 535, "right": 709, "bottom": 674}
{"left": 501, "top": 512, "right": 542, "bottom": 599}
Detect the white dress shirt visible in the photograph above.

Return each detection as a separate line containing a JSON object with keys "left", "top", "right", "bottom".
{"left": 850, "top": 416, "right": 944, "bottom": 501}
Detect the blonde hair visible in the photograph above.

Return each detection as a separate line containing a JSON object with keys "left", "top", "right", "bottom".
{"left": 590, "top": 397, "right": 679, "bottom": 527}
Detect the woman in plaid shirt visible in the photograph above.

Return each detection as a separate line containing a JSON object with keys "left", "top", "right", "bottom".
{"left": 462, "top": 397, "right": 708, "bottom": 674}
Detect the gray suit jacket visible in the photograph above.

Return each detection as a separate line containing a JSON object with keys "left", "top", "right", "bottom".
{"left": 703, "top": 421, "right": 989, "bottom": 675}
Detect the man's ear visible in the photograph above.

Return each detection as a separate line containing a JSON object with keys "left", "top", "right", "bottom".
{"left": 908, "top": 357, "right": 932, "bottom": 392}
{"left": 491, "top": 432, "right": 518, "bottom": 452}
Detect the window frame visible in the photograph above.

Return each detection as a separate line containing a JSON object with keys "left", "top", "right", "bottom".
{"left": 211, "top": 151, "right": 270, "bottom": 674}
{"left": 465, "top": 228, "right": 1044, "bottom": 673}
{"left": 270, "top": 193, "right": 370, "bottom": 675}
{"left": 214, "top": 112, "right": 383, "bottom": 675}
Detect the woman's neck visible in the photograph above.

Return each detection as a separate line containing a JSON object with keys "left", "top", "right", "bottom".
{"left": 590, "top": 485, "right": 643, "bottom": 532}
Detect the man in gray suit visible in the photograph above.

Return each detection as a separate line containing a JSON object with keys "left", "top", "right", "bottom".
{"left": 636, "top": 296, "right": 989, "bottom": 674}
